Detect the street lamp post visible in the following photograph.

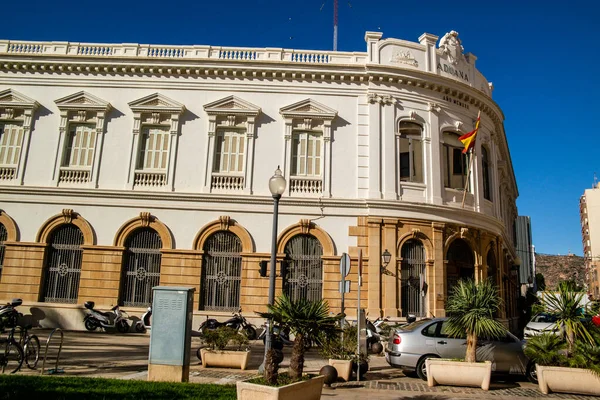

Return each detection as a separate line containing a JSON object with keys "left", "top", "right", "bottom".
{"left": 263, "top": 166, "right": 286, "bottom": 369}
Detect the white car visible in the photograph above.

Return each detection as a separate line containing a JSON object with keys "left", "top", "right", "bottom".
{"left": 523, "top": 313, "right": 560, "bottom": 339}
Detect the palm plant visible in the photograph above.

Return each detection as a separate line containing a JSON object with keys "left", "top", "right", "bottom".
{"left": 541, "top": 281, "right": 594, "bottom": 354}
{"left": 523, "top": 333, "right": 567, "bottom": 366}
{"left": 445, "top": 279, "right": 506, "bottom": 363}
{"left": 258, "top": 294, "right": 341, "bottom": 381}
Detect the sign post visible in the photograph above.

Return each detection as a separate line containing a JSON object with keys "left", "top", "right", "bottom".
{"left": 356, "top": 249, "right": 363, "bottom": 382}
{"left": 339, "top": 252, "right": 351, "bottom": 327}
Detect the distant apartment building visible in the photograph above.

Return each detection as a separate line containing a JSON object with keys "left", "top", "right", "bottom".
{"left": 515, "top": 216, "right": 535, "bottom": 295}
{"left": 580, "top": 185, "right": 600, "bottom": 299}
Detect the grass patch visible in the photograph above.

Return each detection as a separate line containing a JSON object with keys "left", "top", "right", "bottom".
{"left": 0, "top": 375, "right": 236, "bottom": 400}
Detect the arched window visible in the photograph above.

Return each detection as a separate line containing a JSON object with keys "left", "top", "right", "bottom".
{"left": 200, "top": 231, "right": 242, "bottom": 311}
{"left": 41, "top": 224, "right": 83, "bottom": 303}
{"left": 0, "top": 223, "right": 7, "bottom": 280}
{"left": 446, "top": 239, "right": 474, "bottom": 297}
{"left": 120, "top": 228, "right": 162, "bottom": 307}
{"left": 398, "top": 121, "right": 423, "bottom": 183}
{"left": 443, "top": 132, "right": 470, "bottom": 190}
{"left": 283, "top": 234, "right": 323, "bottom": 302}
{"left": 482, "top": 146, "right": 492, "bottom": 201}
{"left": 400, "top": 240, "right": 426, "bottom": 317}
{"left": 487, "top": 248, "right": 497, "bottom": 287}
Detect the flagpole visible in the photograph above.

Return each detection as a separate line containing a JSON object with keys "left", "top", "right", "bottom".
{"left": 461, "top": 110, "right": 481, "bottom": 208}
{"left": 461, "top": 148, "right": 475, "bottom": 208}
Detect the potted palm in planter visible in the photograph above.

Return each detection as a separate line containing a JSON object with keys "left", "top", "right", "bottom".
{"left": 199, "top": 326, "right": 250, "bottom": 370}
{"left": 320, "top": 325, "right": 362, "bottom": 382}
{"left": 426, "top": 278, "right": 506, "bottom": 390}
{"left": 524, "top": 282, "right": 600, "bottom": 395}
{"left": 236, "top": 294, "right": 341, "bottom": 400}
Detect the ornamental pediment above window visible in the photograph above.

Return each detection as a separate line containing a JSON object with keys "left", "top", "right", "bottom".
{"left": 128, "top": 93, "right": 185, "bottom": 115}
{"left": 279, "top": 98, "right": 337, "bottom": 121}
{"left": 55, "top": 91, "right": 111, "bottom": 112}
{"left": 203, "top": 95, "right": 261, "bottom": 117}
{"left": 0, "top": 89, "right": 39, "bottom": 121}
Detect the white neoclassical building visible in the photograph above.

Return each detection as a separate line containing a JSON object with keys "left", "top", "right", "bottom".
{"left": 0, "top": 30, "right": 521, "bottom": 331}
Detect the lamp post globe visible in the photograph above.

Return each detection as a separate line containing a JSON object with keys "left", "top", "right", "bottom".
{"left": 382, "top": 249, "right": 392, "bottom": 267}
{"left": 269, "top": 166, "right": 286, "bottom": 197}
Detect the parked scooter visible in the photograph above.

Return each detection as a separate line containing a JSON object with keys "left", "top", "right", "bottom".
{"left": 134, "top": 306, "right": 152, "bottom": 333}
{"left": 0, "top": 298, "right": 22, "bottom": 330}
{"left": 83, "top": 301, "right": 130, "bottom": 333}
{"left": 198, "top": 309, "right": 257, "bottom": 340}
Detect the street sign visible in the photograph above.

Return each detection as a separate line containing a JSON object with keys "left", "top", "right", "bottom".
{"left": 338, "top": 280, "right": 350, "bottom": 293}
{"left": 339, "top": 253, "right": 351, "bottom": 277}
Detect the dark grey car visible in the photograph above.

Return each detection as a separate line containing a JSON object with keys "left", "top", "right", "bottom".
{"left": 385, "top": 318, "right": 537, "bottom": 382}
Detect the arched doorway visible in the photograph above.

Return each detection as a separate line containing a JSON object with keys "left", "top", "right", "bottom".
{"left": 200, "top": 231, "right": 242, "bottom": 311}
{"left": 120, "top": 227, "right": 162, "bottom": 307}
{"left": 41, "top": 224, "right": 84, "bottom": 303}
{"left": 283, "top": 234, "right": 323, "bottom": 302}
{"left": 400, "top": 239, "right": 427, "bottom": 317}
{"left": 446, "top": 239, "right": 474, "bottom": 297}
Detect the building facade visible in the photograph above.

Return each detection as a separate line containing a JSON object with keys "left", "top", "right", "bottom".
{"left": 580, "top": 185, "right": 600, "bottom": 298}
{"left": 0, "top": 30, "right": 520, "bottom": 331}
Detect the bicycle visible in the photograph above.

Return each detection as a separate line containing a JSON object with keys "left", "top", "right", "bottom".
{"left": 0, "top": 333, "right": 23, "bottom": 374}
{"left": 14, "top": 325, "right": 40, "bottom": 369}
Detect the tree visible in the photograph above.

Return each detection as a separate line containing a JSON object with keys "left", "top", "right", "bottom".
{"left": 258, "top": 294, "right": 341, "bottom": 381}
{"left": 542, "top": 281, "right": 593, "bottom": 354}
{"left": 445, "top": 279, "right": 507, "bottom": 363}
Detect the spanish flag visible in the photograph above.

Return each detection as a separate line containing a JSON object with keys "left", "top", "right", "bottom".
{"left": 459, "top": 112, "right": 481, "bottom": 154}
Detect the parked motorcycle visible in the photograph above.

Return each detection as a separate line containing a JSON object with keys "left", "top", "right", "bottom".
{"left": 198, "top": 309, "right": 257, "bottom": 340}
{"left": 83, "top": 301, "right": 130, "bottom": 333}
{"left": 134, "top": 306, "right": 152, "bottom": 333}
{"left": 0, "top": 299, "right": 22, "bottom": 330}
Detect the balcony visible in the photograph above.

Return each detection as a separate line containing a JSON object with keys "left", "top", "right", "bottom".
{"left": 211, "top": 173, "right": 244, "bottom": 192}
{"left": 289, "top": 176, "right": 323, "bottom": 196}
{"left": 0, "top": 166, "right": 16, "bottom": 180}
{"left": 134, "top": 170, "right": 167, "bottom": 188}
{"left": 58, "top": 167, "right": 91, "bottom": 184}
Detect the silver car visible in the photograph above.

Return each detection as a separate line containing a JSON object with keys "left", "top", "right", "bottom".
{"left": 385, "top": 318, "right": 537, "bottom": 382}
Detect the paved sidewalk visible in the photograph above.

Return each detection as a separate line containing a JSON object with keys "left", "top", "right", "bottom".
{"left": 16, "top": 329, "right": 599, "bottom": 399}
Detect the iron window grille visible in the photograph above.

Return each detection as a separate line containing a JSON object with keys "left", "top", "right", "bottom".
{"left": 400, "top": 239, "right": 427, "bottom": 317}
{"left": 0, "top": 223, "right": 6, "bottom": 280}
{"left": 120, "top": 228, "right": 162, "bottom": 307}
{"left": 283, "top": 234, "right": 323, "bottom": 302}
{"left": 41, "top": 224, "right": 84, "bottom": 303}
{"left": 200, "top": 231, "right": 242, "bottom": 311}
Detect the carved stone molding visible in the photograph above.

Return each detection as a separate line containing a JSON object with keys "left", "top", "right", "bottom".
{"left": 62, "top": 209, "right": 74, "bottom": 224}
{"left": 219, "top": 215, "right": 232, "bottom": 231}
{"left": 139, "top": 212, "right": 153, "bottom": 227}
{"left": 367, "top": 92, "right": 397, "bottom": 105}
{"left": 427, "top": 102, "right": 441, "bottom": 113}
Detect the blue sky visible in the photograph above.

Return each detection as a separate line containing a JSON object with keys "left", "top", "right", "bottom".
{"left": 1, "top": 0, "right": 598, "bottom": 256}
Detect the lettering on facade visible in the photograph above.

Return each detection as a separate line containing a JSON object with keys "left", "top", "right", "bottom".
{"left": 442, "top": 95, "right": 470, "bottom": 110}
{"left": 390, "top": 50, "right": 418, "bottom": 68}
{"left": 437, "top": 63, "right": 469, "bottom": 82}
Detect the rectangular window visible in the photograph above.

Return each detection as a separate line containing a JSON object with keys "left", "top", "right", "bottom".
{"left": 138, "top": 127, "right": 169, "bottom": 170}
{"left": 443, "top": 143, "right": 469, "bottom": 189}
{"left": 63, "top": 125, "right": 96, "bottom": 167}
{"left": 292, "top": 132, "right": 322, "bottom": 177}
{"left": 0, "top": 123, "right": 24, "bottom": 166}
{"left": 398, "top": 135, "right": 423, "bottom": 183}
{"left": 213, "top": 129, "right": 245, "bottom": 173}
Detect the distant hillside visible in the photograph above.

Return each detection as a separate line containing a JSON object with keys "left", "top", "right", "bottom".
{"left": 535, "top": 253, "right": 586, "bottom": 290}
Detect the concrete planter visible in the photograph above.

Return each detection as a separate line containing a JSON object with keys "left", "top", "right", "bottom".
{"left": 536, "top": 365, "right": 600, "bottom": 395}
{"left": 236, "top": 375, "right": 325, "bottom": 400}
{"left": 328, "top": 359, "right": 352, "bottom": 382}
{"left": 426, "top": 359, "right": 492, "bottom": 390}
{"left": 200, "top": 349, "right": 250, "bottom": 370}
